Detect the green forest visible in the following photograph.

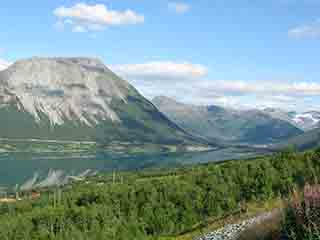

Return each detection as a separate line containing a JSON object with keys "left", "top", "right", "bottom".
{"left": 0, "top": 148, "right": 320, "bottom": 240}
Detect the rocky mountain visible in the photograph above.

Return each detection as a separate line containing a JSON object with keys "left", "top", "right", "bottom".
{"left": 263, "top": 108, "right": 297, "bottom": 126}
{"left": 263, "top": 108, "right": 320, "bottom": 131}
{"left": 0, "top": 57, "right": 200, "bottom": 145}
{"left": 152, "top": 96, "right": 303, "bottom": 144}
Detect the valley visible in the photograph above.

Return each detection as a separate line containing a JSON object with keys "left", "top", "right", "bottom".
{"left": 153, "top": 96, "right": 305, "bottom": 145}
{"left": 0, "top": 57, "right": 319, "bottom": 195}
{"left": 2, "top": 2, "right": 320, "bottom": 239}
{"left": 0, "top": 56, "right": 319, "bottom": 240}
{"left": 0, "top": 148, "right": 319, "bottom": 240}
{"left": 0, "top": 58, "right": 205, "bottom": 147}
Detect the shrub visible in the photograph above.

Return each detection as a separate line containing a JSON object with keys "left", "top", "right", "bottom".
{"left": 283, "top": 184, "right": 320, "bottom": 239}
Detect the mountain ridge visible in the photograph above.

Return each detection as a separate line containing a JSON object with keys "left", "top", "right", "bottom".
{"left": 0, "top": 57, "right": 204, "bottom": 146}
{"left": 152, "top": 96, "right": 303, "bottom": 145}
{"left": 263, "top": 108, "right": 320, "bottom": 131}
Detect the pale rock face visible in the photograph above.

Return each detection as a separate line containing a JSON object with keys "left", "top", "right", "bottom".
{"left": 0, "top": 57, "right": 131, "bottom": 126}
{"left": 0, "top": 59, "right": 11, "bottom": 71}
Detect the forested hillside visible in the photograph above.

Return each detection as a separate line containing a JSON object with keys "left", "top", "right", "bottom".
{"left": 0, "top": 149, "right": 319, "bottom": 239}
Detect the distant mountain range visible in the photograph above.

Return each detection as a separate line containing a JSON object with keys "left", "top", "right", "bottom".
{"left": 1, "top": 57, "right": 318, "bottom": 152}
{"left": 262, "top": 109, "right": 320, "bottom": 150}
{"left": 263, "top": 108, "right": 320, "bottom": 131}
{"left": 0, "top": 57, "right": 203, "bottom": 147}
{"left": 152, "top": 96, "right": 303, "bottom": 145}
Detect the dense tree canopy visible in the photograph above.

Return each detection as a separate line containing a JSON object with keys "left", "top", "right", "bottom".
{"left": 0, "top": 149, "right": 320, "bottom": 239}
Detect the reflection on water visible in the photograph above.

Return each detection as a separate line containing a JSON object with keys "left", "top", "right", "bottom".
{"left": 19, "top": 169, "right": 98, "bottom": 191}
{"left": 0, "top": 147, "right": 264, "bottom": 186}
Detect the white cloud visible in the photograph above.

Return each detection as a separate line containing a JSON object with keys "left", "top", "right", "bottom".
{"left": 168, "top": 2, "right": 191, "bottom": 14}
{"left": 288, "top": 20, "right": 320, "bottom": 39}
{"left": 53, "top": 3, "right": 144, "bottom": 32}
{"left": 0, "top": 59, "right": 11, "bottom": 71}
{"left": 208, "top": 96, "right": 240, "bottom": 108}
{"left": 111, "top": 62, "right": 208, "bottom": 80}
{"left": 186, "top": 80, "right": 320, "bottom": 109}
{"left": 111, "top": 61, "right": 320, "bottom": 110}
{"left": 72, "top": 25, "right": 87, "bottom": 33}
{"left": 113, "top": 63, "right": 320, "bottom": 98}
{"left": 269, "top": 95, "right": 295, "bottom": 102}
{"left": 199, "top": 80, "right": 320, "bottom": 96}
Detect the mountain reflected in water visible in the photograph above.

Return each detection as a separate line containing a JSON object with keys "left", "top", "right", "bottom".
{"left": 0, "top": 147, "right": 265, "bottom": 187}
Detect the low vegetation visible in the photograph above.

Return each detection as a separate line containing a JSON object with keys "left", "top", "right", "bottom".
{"left": 279, "top": 183, "right": 320, "bottom": 239}
{"left": 0, "top": 148, "right": 319, "bottom": 239}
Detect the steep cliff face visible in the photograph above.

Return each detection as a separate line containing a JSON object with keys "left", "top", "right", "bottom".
{"left": 0, "top": 57, "right": 129, "bottom": 126}
{"left": 0, "top": 57, "right": 197, "bottom": 144}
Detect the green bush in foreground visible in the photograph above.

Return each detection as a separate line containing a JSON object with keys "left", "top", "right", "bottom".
{"left": 0, "top": 148, "right": 320, "bottom": 239}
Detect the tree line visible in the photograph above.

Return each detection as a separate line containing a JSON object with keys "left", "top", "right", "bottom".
{"left": 0, "top": 148, "right": 319, "bottom": 239}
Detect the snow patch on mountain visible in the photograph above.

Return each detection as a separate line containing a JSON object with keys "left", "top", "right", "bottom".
{"left": 263, "top": 108, "right": 320, "bottom": 131}
{"left": 293, "top": 114, "right": 319, "bottom": 124}
{"left": 292, "top": 112, "right": 320, "bottom": 130}
{"left": 0, "top": 57, "right": 131, "bottom": 126}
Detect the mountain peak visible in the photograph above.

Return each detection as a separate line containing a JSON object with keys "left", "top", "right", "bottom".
{"left": 0, "top": 56, "right": 131, "bottom": 126}
{"left": 11, "top": 57, "right": 109, "bottom": 75}
{"left": 16, "top": 56, "right": 104, "bottom": 64}
{"left": 0, "top": 57, "right": 198, "bottom": 144}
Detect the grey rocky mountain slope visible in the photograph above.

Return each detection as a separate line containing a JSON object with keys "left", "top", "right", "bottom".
{"left": 0, "top": 57, "right": 126, "bottom": 126}
{"left": 0, "top": 57, "right": 201, "bottom": 145}
{"left": 153, "top": 96, "right": 303, "bottom": 144}
{"left": 263, "top": 108, "right": 298, "bottom": 127}
{"left": 263, "top": 108, "right": 320, "bottom": 131}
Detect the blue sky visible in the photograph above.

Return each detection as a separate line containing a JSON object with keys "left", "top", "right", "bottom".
{"left": 1, "top": 0, "right": 320, "bottom": 111}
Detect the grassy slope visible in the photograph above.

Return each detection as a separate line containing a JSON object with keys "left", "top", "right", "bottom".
{"left": 274, "top": 127, "right": 320, "bottom": 151}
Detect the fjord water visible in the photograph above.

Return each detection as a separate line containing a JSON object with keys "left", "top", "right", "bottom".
{"left": 0, "top": 147, "right": 261, "bottom": 186}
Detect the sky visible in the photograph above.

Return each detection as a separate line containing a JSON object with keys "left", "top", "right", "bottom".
{"left": 1, "top": 0, "right": 320, "bottom": 111}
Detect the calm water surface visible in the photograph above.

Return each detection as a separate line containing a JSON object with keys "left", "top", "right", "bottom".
{"left": 0, "top": 147, "right": 262, "bottom": 186}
